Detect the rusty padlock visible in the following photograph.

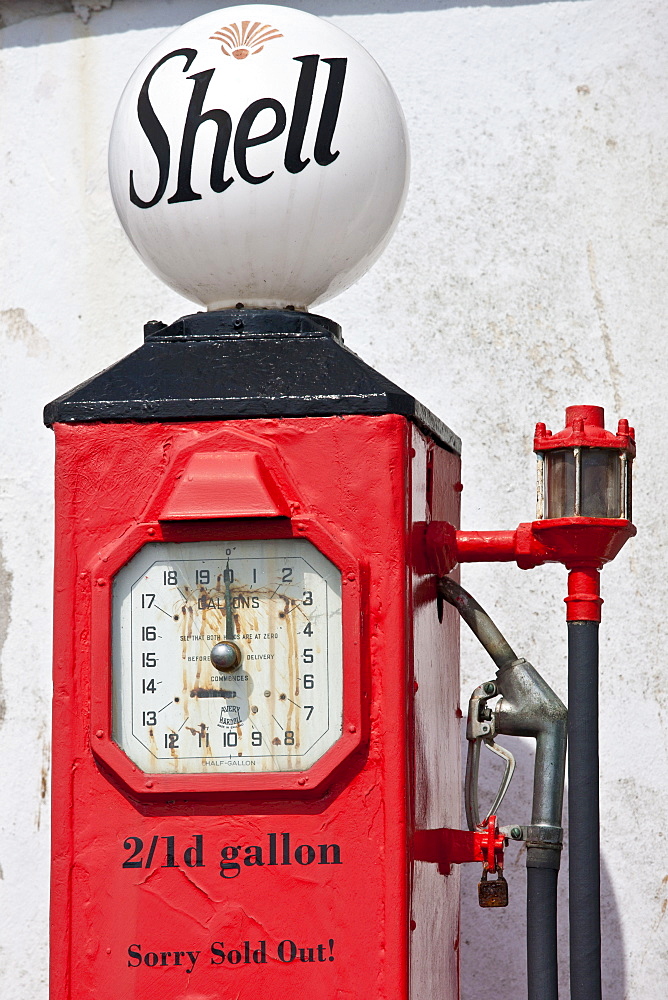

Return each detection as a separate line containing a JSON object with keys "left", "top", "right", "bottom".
{"left": 477, "top": 864, "right": 509, "bottom": 908}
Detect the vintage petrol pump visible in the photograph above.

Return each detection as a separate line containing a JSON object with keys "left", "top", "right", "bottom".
{"left": 45, "top": 7, "right": 463, "bottom": 999}
{"left": 44, "top": 7, "right": 635, "bottom": 1000}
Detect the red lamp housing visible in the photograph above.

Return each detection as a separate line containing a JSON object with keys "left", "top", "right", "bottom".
{"left": 426, "top": 405, "right": 636, "bottom": 621}
{"left": 535, "top": 405, "right": 634, "bottom": 522}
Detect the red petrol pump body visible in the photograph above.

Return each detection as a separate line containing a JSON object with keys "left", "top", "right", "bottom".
{"left": 47, "top": 9, "right": 473, "bottom": 994}
{"left": 45, "top": 309, "right": 464, "bottom": 999}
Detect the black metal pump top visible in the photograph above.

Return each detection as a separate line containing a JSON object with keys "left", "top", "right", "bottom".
{"left": 43, "top": 308, "right": 460, "bottom": 454}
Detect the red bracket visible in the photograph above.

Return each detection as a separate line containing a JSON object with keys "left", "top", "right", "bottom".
{"left": 425, "top": 518, "right": 635, "bottom": 623}
{"left": 413, "top": 815, "right": 505, "bottom": 877}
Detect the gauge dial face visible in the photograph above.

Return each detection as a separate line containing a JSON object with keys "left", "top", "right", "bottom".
{"left": 112, "top": 539, "right": 343, "bottom": 774}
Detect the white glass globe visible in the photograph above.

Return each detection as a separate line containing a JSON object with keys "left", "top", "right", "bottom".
{"left": 108, "top": 4, "right": 410, "bottom": 311}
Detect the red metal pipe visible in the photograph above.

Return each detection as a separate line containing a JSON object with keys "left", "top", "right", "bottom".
{"left": 565, "top": 566, "right": 602, "bottom": 623}
{"left": 455, "top": 530, "right": 518, "bottom": 562}
{"left": 424, "top": 522, "right": 551, "bottom": 576}
{"left": 425, "top": 517, "right": 634, "bottom": 623}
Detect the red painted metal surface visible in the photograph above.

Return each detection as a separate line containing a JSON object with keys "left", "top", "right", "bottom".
{"left": 534, "top": 404, "right": 635, "bottom": 456}
{"left": 425, "top": 517, "right": 636, "bottom": 623}
{"left": 427, "top": 522, "right": 551, "bottom": 575}
{"left": 160, "top": 450, "right": 291, "bottom": 519}
{"left": 49, "top": 413, "right": 462, "bottom": 1000}
{"left": 564, "top": 565, "right": 603, "bottom": 622}
{"left": 427, "top": 519, "right": 635, "bottom": 578}
{"left": 413, "top": 815, "right": 505, "bottom": 877}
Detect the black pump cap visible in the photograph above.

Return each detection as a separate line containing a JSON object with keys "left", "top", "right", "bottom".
{"left": 44, "top": 308, "right": 460, "bottom": 454}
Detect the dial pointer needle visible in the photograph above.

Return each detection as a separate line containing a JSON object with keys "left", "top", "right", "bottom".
{"left": 225, "top": 563, "right": 234, "bottom": 641}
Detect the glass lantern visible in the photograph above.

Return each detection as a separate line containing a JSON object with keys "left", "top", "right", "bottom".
{"left": 535, "top": 406, "right": 634, "bottom": 523}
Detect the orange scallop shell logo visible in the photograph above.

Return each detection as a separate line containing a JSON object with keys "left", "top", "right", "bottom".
{"left": 209, "top": 20, "right": 283, "bottom": 59}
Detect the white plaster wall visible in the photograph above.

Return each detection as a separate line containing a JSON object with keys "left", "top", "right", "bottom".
{"left": 0, "top": 0, "right": 666, "bottom": 997}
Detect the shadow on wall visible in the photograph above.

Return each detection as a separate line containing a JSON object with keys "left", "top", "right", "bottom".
{"left": 0, "top": 0, "right": 591, "bottom": 44}
{"left": 458, "top": 733, "right": 626, "bottom": 1000}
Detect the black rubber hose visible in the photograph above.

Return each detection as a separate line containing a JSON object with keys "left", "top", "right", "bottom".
{"left": 439, "top": 575, "right": 561, "bottom": 1000}
{"left": 567, "top": 620, "right": 602, "bottom": 1000}
{"left": 527, "top": 867, "right": 559, "bottom": 1000}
